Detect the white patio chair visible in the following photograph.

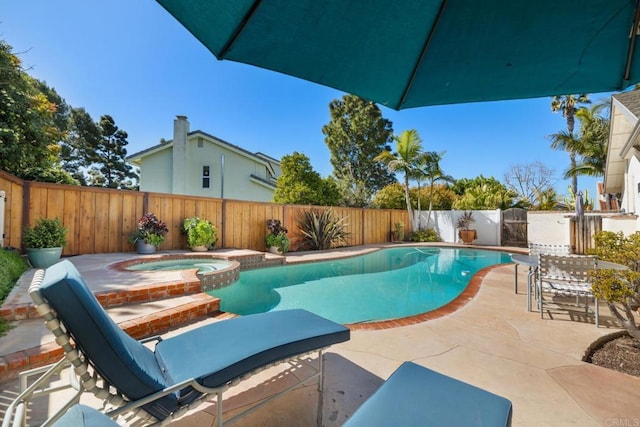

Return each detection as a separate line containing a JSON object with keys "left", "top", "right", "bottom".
{"left": 526, "top": 243, "right": 571, "bottom": 303}
{"left": 537, "top": 254, "right": 599, "bottom": 327}
{"left": 528, "top": 243, "right": 571, "bottom": 256}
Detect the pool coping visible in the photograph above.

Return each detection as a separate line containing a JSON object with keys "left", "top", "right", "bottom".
{"left": 346, "top": 263, "right": 498, "bottom": 330}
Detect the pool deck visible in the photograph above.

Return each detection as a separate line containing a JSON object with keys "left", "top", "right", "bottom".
{"left": 1, "top": 244, "right": 639, "bottom": 426}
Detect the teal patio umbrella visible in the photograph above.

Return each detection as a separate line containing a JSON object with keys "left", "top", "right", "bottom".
{"left": 156, "top": 0, "right": 640, "bottom": 110}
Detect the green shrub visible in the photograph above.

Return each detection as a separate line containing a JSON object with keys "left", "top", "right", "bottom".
{"left": 183, "top": 217, "right": 218, "bottom": 248}
{"left": 23, "top": 217, "right": 67, "bottom": 248}
{"left": 410, "top": 228, "right": 441, "bottom": 242}
{"left": 587, "top": 231, "right": 640, "bottom": 343}
{"left": 297, "top": 209, "right": 349, "bottom": 250}
{"left": 0, "top": 249, "right": 29, "bottom": 336}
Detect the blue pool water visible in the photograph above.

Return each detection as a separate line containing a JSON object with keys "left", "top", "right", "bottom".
{"left": 208, "top": 247, "right": 511, "bottom": 324}
{"left": 125, "top": 258, "right": 231, "bottom": 273}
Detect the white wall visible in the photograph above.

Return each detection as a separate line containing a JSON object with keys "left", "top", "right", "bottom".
{"left": 602, "top": 215, "right": 639, "bottom": 236}
{"left": 526, "top": 212, "right": 571, "bottom": 245}
{"left": 414, "top": 209, "right": 639, "bottom": 248}
{"left": 528, "top": 211, "right": 639, "bottom": 247}
{"left": 623, "top": 156, "right": 640, "bottom": 214}
{"left": 415, "top": 209, "right": 501, "bottom": 245}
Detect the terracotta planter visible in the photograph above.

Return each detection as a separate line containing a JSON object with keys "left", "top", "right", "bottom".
{"left": 190, "top": 245, "right": 209, "bottom": 252}
{"left": 458, "top": 229, "right": 477, "bottom": 245}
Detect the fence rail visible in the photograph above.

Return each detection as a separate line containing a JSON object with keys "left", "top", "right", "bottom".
{"left": 0, "top": 170, "right": 409, "bottom": 255}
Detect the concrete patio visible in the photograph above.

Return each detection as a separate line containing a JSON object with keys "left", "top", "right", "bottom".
{"left": 1, "top": 245, "right": 639, "bottom": 426}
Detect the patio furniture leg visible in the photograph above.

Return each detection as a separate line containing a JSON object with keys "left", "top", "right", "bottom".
{"left": 514, "top": 264, "right": 518, "bottom": 294}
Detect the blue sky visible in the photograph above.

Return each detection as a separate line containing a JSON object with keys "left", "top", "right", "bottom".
{"left": 3, "top": 1, "right": 612, "bottom": 199}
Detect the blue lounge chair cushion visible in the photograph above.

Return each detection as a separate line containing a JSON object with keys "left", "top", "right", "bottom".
{"left": 37, "top": 260, "right": 350, "bottom": 421}
{"left": 52, "top": 405, "right": 119, "bottom": 427}
{"left": 344, "top": 362, "right": 513, "bottom": 426}
{"left": 155, "top": 309, "right": 350, "bottom": 388}
{"left": 39, "top": 261, "right": 174, "bottom": 417}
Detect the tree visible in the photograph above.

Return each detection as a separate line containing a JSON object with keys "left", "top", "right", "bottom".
{"left": 571, "top": 102, "right": 610, "bottom": 177}
{"left": 373, "top": 183, "right": 456, "bottom": 211}
{"left": 415, "top": 151, "right": 454, "bottom": 229}
{"left": 374, "top": 129, "right": 423, "bottom": 232}
{"left": 451, "top": 176, "right": 503, "bottom": 196}
{"left": 372, "top": 183, "right": 407, "bottom": 209}
{"left": 550, "top": 94, "right": 590, "bottom": 193}
{"left": 60, "top": 108, "right": 101, "bottom": 185}
{"left": 322, "top": 95, "right": 396, "bottom": 207}
{"left": 503, "top": 161, "right": 556, "bottom": 207}
{"left": 548, "top": 102, "right": 609, "bottom": 184}
{"left": 410, "top": 184, "right": 456, "bottom": 210}
{"left": 273, "top": 152, "right": 341, "bottom": 206}
{"left": 452, "top": 176, "right": 519, "bottom": 210}
{"left": 532, "top": 187, "right": 560, "bottom": 211}
{"left": 0, "top": 40, "right": 72, "bottom": 182}
{"left": 85, "top": 115, "right": 138, "bottom": 189}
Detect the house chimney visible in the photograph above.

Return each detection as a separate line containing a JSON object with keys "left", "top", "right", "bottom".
{"left": 172, "top": 115, "right": 189, "bottom": 194}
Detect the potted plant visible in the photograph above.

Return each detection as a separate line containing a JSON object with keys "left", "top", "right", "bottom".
{"left": 456, "top": 211, "right": 477, "bottom": 245}
{"left": 182, "top": 217, "right": 218, "bottom": 251}
{"left": 23, "top": 217, "right": 67, "bottom": 268}
{"left": 391, "top": 222, "right": 405, "bottom": 242}
{"left": 128, "top": 213, "right": 168, "bottom": 254}
{"left": 265, "top": 219, "right": 290, "bottom": 254}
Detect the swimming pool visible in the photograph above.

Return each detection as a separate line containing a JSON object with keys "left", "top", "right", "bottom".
{"left": 208, "top": 247, "right": 511, "bottom": 324}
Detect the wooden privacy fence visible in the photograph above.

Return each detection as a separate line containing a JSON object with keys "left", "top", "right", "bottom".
{"left": 0, "top": 170, "right": 409, "bottom": 255}
{"left": 570, "top": 216, "right": 602, "bottom": 255}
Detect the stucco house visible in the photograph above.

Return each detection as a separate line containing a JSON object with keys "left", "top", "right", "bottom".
{"left": 603, "top": 90, "right": 640, "bottom": 215}
{"left": 127, "top": 116, "right": 281, "bottom": 202}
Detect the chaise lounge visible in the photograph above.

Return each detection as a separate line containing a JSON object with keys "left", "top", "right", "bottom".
{"left": 45, "top": 361, "right": 513, "bottom": 426}
{"left": 344, "top": 361, "right": 513, "bottom": 426}
{"left": 2, "top": 260, "right": 350, "bottom": 426}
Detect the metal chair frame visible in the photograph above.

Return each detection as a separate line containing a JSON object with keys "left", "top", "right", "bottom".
{"left": 537, "top": 254, "right": 599, "bottom": 327}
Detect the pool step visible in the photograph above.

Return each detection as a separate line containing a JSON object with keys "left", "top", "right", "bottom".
{"left": 0, "top": 293, "right": 222, "bottom": 383}
{"left": 0, "top": 277, "right": 205, "bottom": 321}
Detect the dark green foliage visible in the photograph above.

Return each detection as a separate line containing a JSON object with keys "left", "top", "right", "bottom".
{"left": 0, "top": 41, "right": 69, "bottom": 181}
{"left": 128, "top": 213, "right": 168, "bottom": 247}
{"left": 0, "top": 248, "right": 29, "bottom": 303}
{"left": 60, "top": 108, "right": 101, "bottom": 185}
{"left": 265, "top": 219, "right": 290, "bottom": 253}
{"left": 322, "top": 95, "right": 396, "bottom": 206}
{"left": 410, "top": 228, "right": 441, "bottom": 242}
{"left": 23, "top": 217, "right": 67, "bottom": 248}
{"left": 297, "top": 209, "right": 349, "bottom": 250}
{"left": 85, "top": 115, "right": 138, "bottom": 189}
{"left": 0, "top": 249, "right": 29, "bottom": 336}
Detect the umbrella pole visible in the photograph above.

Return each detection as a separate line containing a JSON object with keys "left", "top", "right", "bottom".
{"left": 623, "top": 0, "right": 640, "bottom": 82}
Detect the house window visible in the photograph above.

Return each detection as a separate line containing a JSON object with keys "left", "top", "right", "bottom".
{"left": 202, "top": 165, "right": 210, "bottom": 188}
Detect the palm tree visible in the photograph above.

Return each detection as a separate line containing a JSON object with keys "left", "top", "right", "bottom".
{"left": 550, "top": 94, "right": 591, "bottom": 193}
{"left": 415, "top": 151, "right": 454, "bottom": 230}
{"left": 571, "top": 102, "right": 610, "bottom": 177}
{"left": 548, "top": 101, "right": 609, "bottom": 180}
{"left": 374, "top": 129, "right": 423, "bottom": 232}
